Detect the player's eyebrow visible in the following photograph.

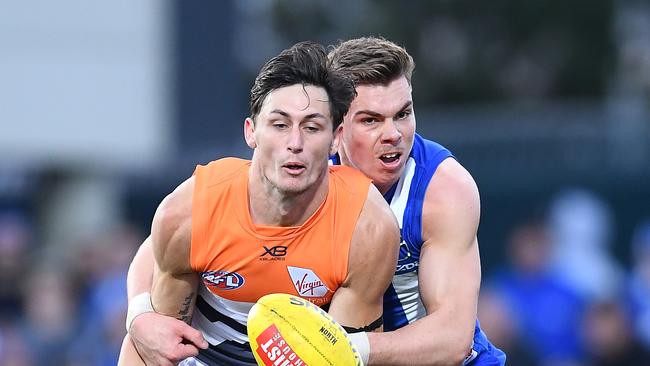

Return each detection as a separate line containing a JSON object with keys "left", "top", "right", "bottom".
{"left": 302, "top": 113, "right": 327, "bottom": 121}
{"left": 270, "top": 109, "right": 326, "bottom": 121}
{"left": 353, "top": 109, "right": 382, "bottom": 117}
{"left": 397, "top": 101, "right": 413, "bottom": 111}
{"left": 353, "top": 101, "right": 413, "bottom": 117}
{"left": 269, "top": 109, "right": 290, "bottom": 118}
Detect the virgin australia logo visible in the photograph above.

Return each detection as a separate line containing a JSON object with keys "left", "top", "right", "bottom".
{"left": 286, "top": 266, "right": 329, "bottom": 297}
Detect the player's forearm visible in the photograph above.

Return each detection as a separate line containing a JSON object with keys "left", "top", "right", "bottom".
{"left": 367, "top": 312, "right": 475, "bottom": 366}
{"left": 151, "top": 270, "right": 199, "bottom": 323}
{"left": 125, "top": 238, "right": 157, "bottom": 333}
{"left": 127, "top": 237, "right": 155, "bottom": 300}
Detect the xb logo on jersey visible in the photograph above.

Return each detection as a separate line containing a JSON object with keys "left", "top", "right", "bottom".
{"left": 260, "top": 245, "right": 288, "bottom": 261}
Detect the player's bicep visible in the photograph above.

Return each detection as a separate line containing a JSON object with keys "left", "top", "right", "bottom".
{"left": 418, "top": 237, "right": 480, "bottom": 314}
{"left": 418, "top": 159, "right": 481, "bottom": 322}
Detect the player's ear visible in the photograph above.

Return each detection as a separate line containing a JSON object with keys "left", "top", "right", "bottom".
{"left": 331, "top": 124, "right": 343, "bottom": 155}
{"left": 244, "top": 117, "right": 257, "bottom": 149}
{"left": 329, "top": 141, "right": 338, "bottom": 156}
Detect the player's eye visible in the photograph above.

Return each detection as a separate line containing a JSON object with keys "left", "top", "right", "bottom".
{"left": 396, "top": 110, "right": 412, "bottom": 120}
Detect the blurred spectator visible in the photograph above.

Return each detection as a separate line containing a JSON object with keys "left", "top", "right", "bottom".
{"left": 0, "top": 212, "right": 32, "bottom": 320}
{"left": 487, "top": 218, "right": 585, "bottom": 365}
{"left": 626, "top": 219, "right": 650, "bottom": 349}
{"left": 69, "top": 223, "right": 139, "bottom": 366}
{"left": 478, "top": 290, "right": 539, "bottom": 366}
{"left": 582, "top": 299, "right": 649, "bottom": 366}
{"left": 548, "top": 188, "right": 624, "bottom": 301}
{"left": 0, "top": 218, "right": 139, "bottom": 366}
{"left": 17, "top": 266, "right": 80, "bottom": 365}
{"left": 0, "top": 322, "right": 34, "bottom": 366}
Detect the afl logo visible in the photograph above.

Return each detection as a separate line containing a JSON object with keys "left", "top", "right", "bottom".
{"left": 202, "top": 270, "right": 245, "bottom": 290}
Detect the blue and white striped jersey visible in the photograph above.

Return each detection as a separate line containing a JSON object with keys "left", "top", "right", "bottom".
{"left": 333, "top": 133, "right": 506, "bottom": 365}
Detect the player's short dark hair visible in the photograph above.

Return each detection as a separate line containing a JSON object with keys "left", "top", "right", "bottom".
{"left": 328, "top": 36, "right": 415, "bottom": 86}
{"left": 249, "top": 41, "right": 356, "bottom": 130}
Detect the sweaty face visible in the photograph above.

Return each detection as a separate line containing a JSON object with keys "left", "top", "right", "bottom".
{"left": 246, "top": 84, "right": 334, "bottom": 195}
{"left": 337, "top": 77, "right": 416, "bottom": 194}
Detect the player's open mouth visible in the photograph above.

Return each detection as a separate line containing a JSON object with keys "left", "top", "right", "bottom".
{"left": 379, "top": 152, "right": 401, "bottom": 165}
{"left": 282, "top": 163, "right": 306, "bottom": 174}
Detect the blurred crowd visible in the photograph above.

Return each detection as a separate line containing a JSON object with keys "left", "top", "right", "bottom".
{"left": 0, "top": 215, "right": 138, "bottom": 366}
{"left": 0, "top": 186, "right": 648, "bottom": 366}
{"left": 479, "top": 188, "right": 650, "bottom": 366}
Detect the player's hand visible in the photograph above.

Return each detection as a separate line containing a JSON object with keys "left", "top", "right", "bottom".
{"left": 130, "top": 312, "right": 209, "bottom": 366}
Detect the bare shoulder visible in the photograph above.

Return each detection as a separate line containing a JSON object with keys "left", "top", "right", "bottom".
{"left": 355, "top": 185, "right": 400, "bottom": 251}
{"left": 346, "top": 185, "right": 400, "bottom": 284}
{"left": 156, "top": 176, "right": 195, "bottom": 226}
{"left": 422, "top": 158, "right": 480, "bottom": 246}
{"left": 151, "top": 176, "right": 196, "bottom": 273}
{"left": 427, "top": 158, "right": 479, "bottom": 207}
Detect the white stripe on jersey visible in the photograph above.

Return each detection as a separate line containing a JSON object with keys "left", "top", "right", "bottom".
{"left": 389, "top": 157, "right": 416, "bottom": 228}
{"left": 198, "top": 284, "right": 254, "bottom": 324}
{"left": 391, "top": 271, "right": 426, "bottom": 323}
{"left": 191, "top": 283, "right": 255, "bottom": 344}
{"left": 387, "top": 157, "right": 424, "bottom": 325}
{"left": 193, "top": 308, "right": 248, "bottom": 344}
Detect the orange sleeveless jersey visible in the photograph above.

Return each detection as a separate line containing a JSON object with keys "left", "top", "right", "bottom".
{"left": 190, "top": 157, "right": 371, "bottom": 307}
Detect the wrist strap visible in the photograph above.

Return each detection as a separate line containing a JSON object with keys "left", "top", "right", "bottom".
{"left": 125, "top": 292, "right": 154, "bottom": 332}
{"left": 348, "top": 332, "right": 370, "bottom": 365}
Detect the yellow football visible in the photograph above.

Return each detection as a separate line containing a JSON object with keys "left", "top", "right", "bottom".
{"left": 247, "top": 293, "right": 363, "bottom": 366}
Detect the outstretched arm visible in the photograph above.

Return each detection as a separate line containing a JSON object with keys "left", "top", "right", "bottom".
{"left": 149, "top": 180, "right": 198, "bottom": 322}
{"left": 368, "top": 158, "right": 482, "bottom": 366}
{"left": 118, "top": 178, "right": 207, "bottom": 366}
{"left": 127, "top": 236, "right": 155, "bottom": 300}
{"left": 118, "top": 237, "right": 154, "bottom": 366}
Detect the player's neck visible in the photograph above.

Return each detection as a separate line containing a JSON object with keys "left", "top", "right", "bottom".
{"left": 374, "top": 182, "right": 394, "bottom": 196}
{"left": 247, "top": 171, "right": 329, "bottom": 227}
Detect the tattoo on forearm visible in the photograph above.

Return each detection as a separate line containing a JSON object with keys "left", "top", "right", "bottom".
{"left": 178, "top": 293, "right": 193, "bottom": 323}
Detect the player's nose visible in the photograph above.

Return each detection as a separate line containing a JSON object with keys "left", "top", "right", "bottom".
{"left": 380, "top": 120, "right": 402, "bottom": 144}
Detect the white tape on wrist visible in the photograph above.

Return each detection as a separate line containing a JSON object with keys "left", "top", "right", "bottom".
{"left": 348, "top": 332, "right": 370, "bottom": 365}
{"left": 125, "top": 292, "right": 154, "bottom": 332}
